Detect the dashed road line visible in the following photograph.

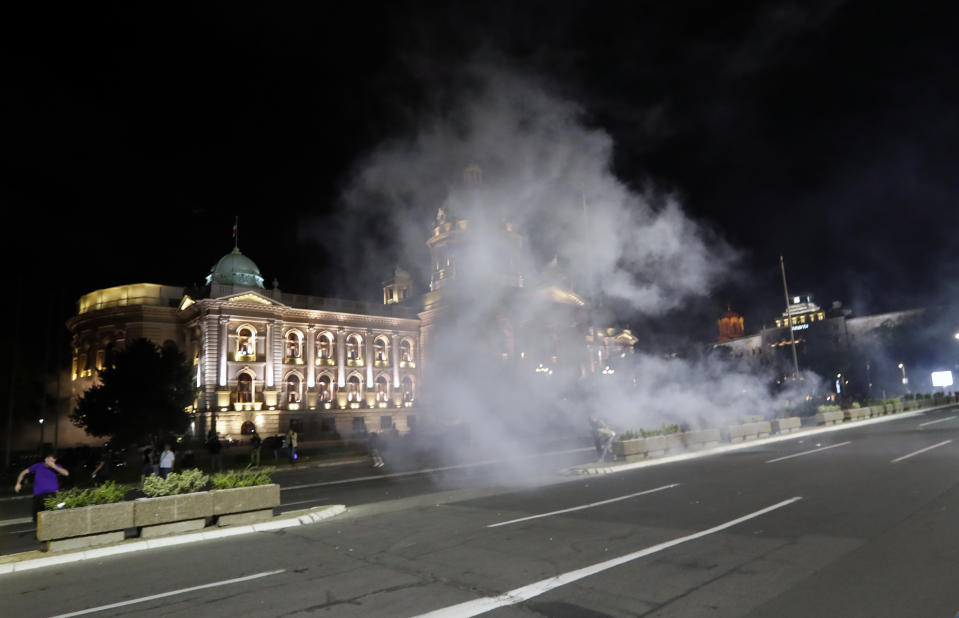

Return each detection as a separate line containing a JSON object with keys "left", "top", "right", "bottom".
{"left": 417, "top": 497, "right": 803, "bottom": 617}
{"left": 487, "top": 483, "right": 679, "bottom": 528}
{"left": 919, "top": 416, "right": 956, "bottom": 428}
{"left": 890, "top": 440, "right": 952, "bottom": 463}
{"left": 765, "top": 441, "right": 852, "bottom": 463}
{"left": 48, "top": 569, "right": 286, "bottom": 617}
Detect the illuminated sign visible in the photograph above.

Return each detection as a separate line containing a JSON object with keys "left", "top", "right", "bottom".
{"left": 792, "top": 324, "right": 809, "bottom": 331}
{"left": 931, "top": 371, "right": 954, "bottom": 388}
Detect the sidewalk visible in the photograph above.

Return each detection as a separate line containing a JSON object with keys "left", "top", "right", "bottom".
{"left": 565, "top": 403, "right": 955, "bottom": 476}
{"left": 0, "top": 504, "right": 347, "bottom": 575}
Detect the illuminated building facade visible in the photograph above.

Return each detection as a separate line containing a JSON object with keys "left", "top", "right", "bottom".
{"left": 68, "top": 249, "right": 422, "bottom": 439}
{"left": 713, "top": 295, "right": 924, "bottom": 397}
{"left": 67, "top": 167, "right": 635, "bottom": 442}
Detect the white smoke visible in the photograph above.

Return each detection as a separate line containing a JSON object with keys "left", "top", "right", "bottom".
{"left": 339, "top": 63, "right": 818, "bottom": 467}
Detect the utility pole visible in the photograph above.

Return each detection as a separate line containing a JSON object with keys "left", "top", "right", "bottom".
{"left": 780, "top": 256, "right": 801, "bottom": 379}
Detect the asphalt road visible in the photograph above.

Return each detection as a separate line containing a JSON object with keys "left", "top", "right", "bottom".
{"left": 2, "top": 408, "right": 958, "bottom": 617}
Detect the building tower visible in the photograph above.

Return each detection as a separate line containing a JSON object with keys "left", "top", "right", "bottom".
{"left": 717, "top": 307, "right": 745, "bottom": 342}
{"left": 383, "top": 265, "right": 413, "bottom": 305}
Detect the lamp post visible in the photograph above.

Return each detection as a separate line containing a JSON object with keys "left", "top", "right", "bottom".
{"left": 38, "top": 418, "right": 45, "bottom": 452}
{"left": 898, "top": 363, "right": 909, "bottom": 393}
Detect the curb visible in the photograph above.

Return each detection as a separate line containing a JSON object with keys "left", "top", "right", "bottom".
{"left": 0, "top": 504, "right": 346, "bottom": 575}
{"left": 565, "top": 404, "right": 955, "bottom": 476}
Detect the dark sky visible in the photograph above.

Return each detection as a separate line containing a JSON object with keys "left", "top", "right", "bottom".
{"left": 5, "top": 1, "right": 959, "bottom": 345}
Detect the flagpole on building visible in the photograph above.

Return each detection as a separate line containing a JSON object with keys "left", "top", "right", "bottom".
{"left": 780, "top": 255, "right": 801, "bottom": 379}
{"left": 233, "top": 216, "right": 238, "bottom": 249}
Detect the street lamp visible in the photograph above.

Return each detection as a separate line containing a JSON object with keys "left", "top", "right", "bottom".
{"left": 898, "top": 363, "right": 909, "bottom": 394}
{"left": 38, "top": 418, "right": 45, "bottom": 451}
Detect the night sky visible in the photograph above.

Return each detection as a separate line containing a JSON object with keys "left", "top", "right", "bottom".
{"left": 5, "top": 1, "right": 958, "bottom": 351}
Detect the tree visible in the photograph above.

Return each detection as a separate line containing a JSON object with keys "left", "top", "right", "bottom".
{"left": 71, "top": 338, "right": 195, "bottom": 445}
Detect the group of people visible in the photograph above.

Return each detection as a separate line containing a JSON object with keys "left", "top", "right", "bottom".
{"left": 248, "top": 428, "right": 298, "bottom": 465}
{"left": 140, "top": 443, "right": 178, "bottom": 482}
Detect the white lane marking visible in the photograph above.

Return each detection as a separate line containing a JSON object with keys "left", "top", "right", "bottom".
{"left": 890, "top": 440, "right": 953, "bottom": 463}
{"left": 765, "top": 441, "right": 852, "bottom": 463}
{"left": 6, "top": 527, "right": 36, "bottom": 534}
{"left": 48, "top": 569, "right": 286, "bottom": 617}
{"left": 0, "top": 516, "right": 32, "bottom": 527}
{"left": 417, "top": 497, "right": 802, "bottom": 618}
{"left": 488, "top": 483, "right": 679, "bottom": 528}
{"left": 919, "top": 416, "right": 956, "bottom": 428}
{"left": 280, "top": 497, "right": 332, "bottom": 508}
{"left": 282, "top": 448, "right": 595, "bottom": 491}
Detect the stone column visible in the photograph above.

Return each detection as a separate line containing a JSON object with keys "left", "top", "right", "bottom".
{"left": 365, "top": 328, "right": 374, "bottom": 385}
{"left": 265, "top": 321, "right": 274, "bottom": 388}
{"left": 264, "top": 320, "right": 278, "bottom": 408}
{"left": 391, "top": 332, "right": 400, "bottom": 387}
{"left": 306, "top": 326, "right": 316, "bottom": 388}
{"left": 336, "top": 327, "right": 346, "bottom": 387}
{"left": 218, "top": 317, "right": 228, "bottom": 387}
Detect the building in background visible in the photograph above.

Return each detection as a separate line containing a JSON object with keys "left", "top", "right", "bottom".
{"left": 713, "top": 295, "right": 924, "bottom": 400}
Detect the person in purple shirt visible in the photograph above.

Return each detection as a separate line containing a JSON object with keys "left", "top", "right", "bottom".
{"left": 14, "top": 455, "right": 70, "bottom": 522}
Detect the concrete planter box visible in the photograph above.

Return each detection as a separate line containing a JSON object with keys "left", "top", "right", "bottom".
{"left": 885, "top": 403, "right": 894, "bottom": 414}
{"left": 612, "top": 434, "right": 683, "bottom": 462}
{"left": 814, "top": 410, "right": 843, "bottom": 425}
{"left": 135, "top": 492, "right": 213, "bottom": 526}
{"left": 682, "top": 428, "right": 722, "bottom": 450}
{"left": 843, "top": 408, "right": 867, "bottom": 422}
{"left": 37, "top": 501, "right": 135, "bottom": 550}
{"left": 725, "top": 421, "right": 771, "bottom": 442}
{"left": 212, "top": 484, "right": 280, "bottom": 517}
{"left": 860, "top": 407, "right": 873, "bottom": 418}
{"left": 894, "top": 400, "right": 904, "bottom": 413}
{"left": 771, "top": 417, "right": 801, "bottom": 434}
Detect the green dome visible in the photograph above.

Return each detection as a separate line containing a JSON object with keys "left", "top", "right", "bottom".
{"left": 206, "top": 247, "right": 265, "bottom": 288}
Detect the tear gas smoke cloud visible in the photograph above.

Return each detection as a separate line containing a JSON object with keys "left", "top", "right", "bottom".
{"left": 339, "top": 64, "right": 822, "bottom": 468}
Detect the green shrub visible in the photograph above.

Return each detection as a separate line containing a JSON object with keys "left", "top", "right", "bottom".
{"left": 817, "top": 404, "right": 841, "bottom": 413}
{"left": 43, "top": 481, "right": 132, "bottom": 510}
{"left": 142, "top": 469, "right": 210, "bottom": 497}
{"left": 211, "top": 467, "right": 274, "bottom": 489}
{"left": 617, "top": 431, "right": 640, "bottom": 441}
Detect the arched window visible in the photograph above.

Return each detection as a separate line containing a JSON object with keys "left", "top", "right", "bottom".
{"left": 318, "top": 375, "right": 333, "bottom": 402}
{"left": 346, "top": 334, "right": 363, "bottom": 365}
{"left": 347, "top": 375, "right": 362, "bottom": 402}
{"left": 285, "top": 331, "right": 303, "bottom": 363}
{"left": 375, "top": 375, "right": 389, "bottom": 402}
{"left": 237, "top": 373, "right": 253, "bottom": 403}
{"left": 402, "top": 376, "right": 414, "bottom": 403}
{"left": 236, "top": 326, "right": 256, "bottom": 360}
{"left": 400, "top": 339, "right": 413, "bottom": 366}
{"left": 286, "top": 374, "right": 301, "bottom": 404}
{"left": 317, "top": 332, "right": 334, "bottom": 364}
{"left": 240, "top": 421, "right": 256, "bottom": 435}
{"left": 374, "top": 336, "right": 389, "bottom": 365}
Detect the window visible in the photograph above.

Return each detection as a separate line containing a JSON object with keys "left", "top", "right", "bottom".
{"left": 352, "top": 417, "right": 367, "bottom": 434}
{"left": 402, "top": 376, "right": 414, "bottom": 403}
{"left": 286, "top": 331, "right": 302, "bottom": 359}
{"left": 347, "top": 375, "right": 362, "bottom": 402}
{"left": 374, "top": 337, "right": 389, "bottom": 364}
{"left": 317, "top": 332, "right": 334, "bottom": 363}
{"left": 237, "top": 373, "right": 253, "bottom": 403}
{"left": 380, "top": 416, "right": 393, "bottom": 430}
{"left": 237, "top": 327, "right": 255, "bottom": 359}
{"left": 286, "top": 374, "right": 301, "bottom": 404}
{"left": 318, "top": 375, "right": 333, "bottom": 402}
{"left": 375, "top": 375, "right": 389, "bottom": 402}
{"left": 400, "top": 340, "right": 414, "bottom": 365}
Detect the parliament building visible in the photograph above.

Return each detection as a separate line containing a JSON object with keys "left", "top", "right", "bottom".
{"left": 67, "top": 171, "right": 635, "bottom": 441}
